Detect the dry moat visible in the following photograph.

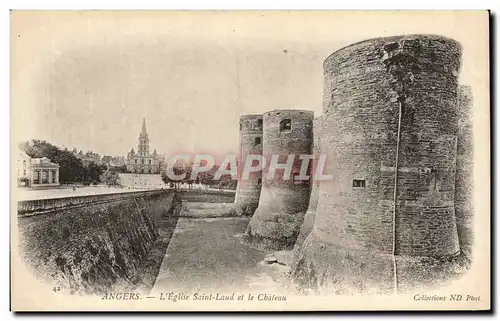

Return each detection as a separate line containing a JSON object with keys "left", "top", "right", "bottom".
{"left": 17, "top": 188, "right": 295, "bottom": 297}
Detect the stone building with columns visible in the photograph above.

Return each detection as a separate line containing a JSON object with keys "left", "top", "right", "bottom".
{"left": 16, "top": 148, "right": 60, "bottom": 187}
{"left": 31, "top": 157, "right": 60, "bottom": 187}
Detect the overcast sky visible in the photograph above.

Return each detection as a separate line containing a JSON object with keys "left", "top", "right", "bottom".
{"left": 11, "top": 11, "right": 488, "bottom": 159}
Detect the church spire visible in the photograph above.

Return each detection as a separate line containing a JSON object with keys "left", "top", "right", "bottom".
{"left": 140, "top": 117, "right": 148, "bottom": 138}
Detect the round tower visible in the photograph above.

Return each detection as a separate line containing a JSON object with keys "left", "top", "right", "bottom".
{"left": 292, "top": 35, "right": 462, "bottom": 293}
{"left": 455, "top": 85, "right": 474, "bottom": 254}
{"left": 245, "top": 109, "right": 314, "bottom": 250}
{"left": 234, "top": 114, "right": 263, "bottom": 216}
{"left": 293, "top": 116, "right": 322, "bottom": 251}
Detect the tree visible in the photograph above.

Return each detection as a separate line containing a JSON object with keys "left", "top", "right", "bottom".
{"left": 198, "top": 170, "right": 214, "bottom": 186}
{"left": 100, "top": 170, "right": 121, "bottom": 187}
{"left": 161, "top": 161, "right": 191, "bottom": 189}
{"left": 112, "top": 165, "right": 128, "bottom": 173}
{"left": 184, "top": 166, "right": 194, "bottom": 189}
{"left": 84, "top": 162, "right": 106, "bottom": 183}
{"left": 19, "top": 139, "right": 85, "bottom": 184}
{"left": 160, "top": 170, "right": 173, "bottom": 187}
{"left": 219, "top": 173, "right": 236, "bottom": 190}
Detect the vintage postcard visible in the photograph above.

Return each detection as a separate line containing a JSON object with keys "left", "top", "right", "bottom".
{"left": 10, "top": 10, "right": 490, "bottom": 311}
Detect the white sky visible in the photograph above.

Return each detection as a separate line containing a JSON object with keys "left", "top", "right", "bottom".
{"left": 11, "top": 11, "right": 488, "bottom": 159}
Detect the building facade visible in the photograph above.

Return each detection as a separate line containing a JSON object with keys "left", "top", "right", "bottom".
{"left": 102, "top": 155, "right": 126, "bottom": 167}
{"left": 126, "top": 118, "right": 160, "bottom": 174}
{"left": 15, "top": 149, "right": 32, "bottom": 187}
{"left": 16, "top": 149, "right": 60, "bottom": 187}
{"left": 73, "top": 149, "right": 102, "bottom": 166}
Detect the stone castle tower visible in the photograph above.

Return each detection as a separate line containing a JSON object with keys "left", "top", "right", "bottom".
{"left": 455, "top": 85, "right": 474, "bottom": 254}
{"left": 293, "top": 116, "right": 322, "bottom": 251}
{"left": 234, "top": 114, "right": 264, "bottom": 216}
{"left": 244, "top": 109, "right": 314, "bottom": 250}
{"left": 292, "top": 35, "right": 462, "bottom": 293}
{"left": 126, "top": 118, "right": 160, "bottom": 174}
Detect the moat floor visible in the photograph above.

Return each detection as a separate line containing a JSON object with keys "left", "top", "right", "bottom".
{"left": 150, "top": 217, "right": 291, "bottom": 295}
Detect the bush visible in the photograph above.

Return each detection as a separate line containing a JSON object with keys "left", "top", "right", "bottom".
{"left": 100, "top": 170, "right": 121, "bottom": 187}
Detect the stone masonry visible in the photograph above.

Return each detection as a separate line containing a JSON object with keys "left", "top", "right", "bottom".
{"left": 292, "top": 35, "right": 464, "bottom": 294}
{"left": 244, "top": 110, "right": 314, "bottom": 250}
{"left": 234, "top": 114, "right": 264, "bottom": 216}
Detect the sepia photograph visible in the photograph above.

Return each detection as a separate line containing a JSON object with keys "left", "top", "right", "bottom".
{"left": 9, "top": 10, "right": 490, "bottom": 311}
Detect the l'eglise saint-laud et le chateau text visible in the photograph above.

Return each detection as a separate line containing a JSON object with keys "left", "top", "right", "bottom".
{"left": 101, "top": 292, "right": 287, "bottom": 302}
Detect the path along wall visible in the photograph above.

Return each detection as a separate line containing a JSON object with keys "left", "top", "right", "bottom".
{"left": 177, "top": 189, "right": 235, "bottom": 203}
{"left": 17, "top": 190, "right": 178, "bottom": 295}
{"left": 292, "top": 35, "right": 463, "bottom": 294}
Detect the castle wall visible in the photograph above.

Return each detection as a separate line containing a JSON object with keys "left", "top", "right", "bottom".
{"left": 17, "top": 190, "right": 178, "bottom": 295}
{"left": 292, "top": 35, "right": 462, "bottom": 293}
{"left": 234, "top": 114, "right": 263, "bottom": 216}
{"left": 455, "top": 85, "right": 474, "bottom": 253}
{"left": 245, "top": 109, "right": 314, "bottom": 250}
{"left": 294, "top": 117, "right": 322, "bottom": 251}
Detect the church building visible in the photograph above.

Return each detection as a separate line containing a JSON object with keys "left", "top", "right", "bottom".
{"left": 126, "top": 118, "right": 160, "bottom": 174}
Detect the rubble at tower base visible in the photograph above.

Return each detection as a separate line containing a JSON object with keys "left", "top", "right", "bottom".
{"left": 244, "top": 210, "right": 306, "bottom": 251}
{"left": 291, "top": 234, "right": 471, "bottom": 295}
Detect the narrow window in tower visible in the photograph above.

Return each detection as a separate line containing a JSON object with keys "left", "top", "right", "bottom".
{"left": 353, "top": 179, "right": 366, "bottom": 188}
{"left": 255, "top": 137, "right": 261, "bottom": 145}
{"left": 280, "top": 119, "right": 292, "bottom": 132}
{"left": 239, "top": 122, "right": 242, "bottom": 130}
{"left": 257, "top": 119, "right": 263, "bottom": 128}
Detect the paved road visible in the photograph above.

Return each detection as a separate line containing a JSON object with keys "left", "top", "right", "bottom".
{"left": 151, "top": 217, "right": 290, "bottom": 294}
{"left": 15, "top": 185, "right": 235, "bottom": 201}
{"left": 14, "top": 186, "right": 150, "bottom": 201}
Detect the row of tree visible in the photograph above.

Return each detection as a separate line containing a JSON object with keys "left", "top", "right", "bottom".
{"left": 160, "top": 161, "right": 237, "bottom": 190}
